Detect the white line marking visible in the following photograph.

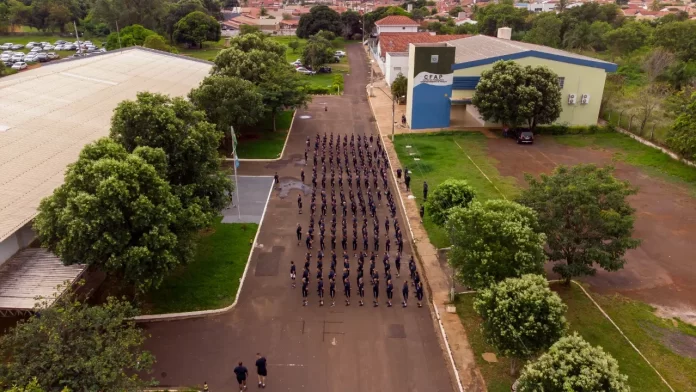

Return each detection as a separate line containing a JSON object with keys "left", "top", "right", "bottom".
{"left": 60, "top": 72, "right": 118, "bottom": 85}
{"left": 270, "top": 363, "right": 305, "bottom": 367}
{"left": 454, "top": 140, "right": 507, "bottom": 200}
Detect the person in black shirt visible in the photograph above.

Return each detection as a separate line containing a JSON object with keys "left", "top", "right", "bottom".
{"left": 402, "top": 280, "right": 409, "bottom": 307}
{"left": 416, "top": 280, "right": 424, "bottom": 308}
{"left": 372, "top": 276, "right": 380, "bottom": 307}
{"left": 290, "top": 261, "right": 296, "bottom": 288}
{"left": 404, "top": 173, "right": 411, "bottom": 191}
{"left": 358, "top": 277, "right": 365, "bottom": 306}
{"left": 344, "top": 277, "right": 351, "bottom": 306}
{"left": 423, "top": 181, "right": 429, "bottom": 201}
{"left": 274, "top": 172, "right": 279, "bottom": 186}
{"left": 301, "top": 277, "right": 308, "bottom": 306}
{"left": 317, "top": 277, "right": 324, "bottom": 306}
{"left": 296, "top": 224, "right": 302, "bottom": 246}
{"left": 395, "top": 253, "right": 401, "bottom": 277}
{"left": 233, "top": 361, "right": 248, "bottom": 391}
{"left": 255, "top": 353, "right": 267, "bottom": 388}
{"left": 329, "top": 278, "right": 336, "bottom": 307}
{"left": 386, "top": 279, "right": 394, "bottom": 307}
{"left": 297, "top": 195, "right": 302, "bottom": 215}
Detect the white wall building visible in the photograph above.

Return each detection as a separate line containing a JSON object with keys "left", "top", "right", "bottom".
{"left": 374, "top": 15, "right": 420, "bottom": 35}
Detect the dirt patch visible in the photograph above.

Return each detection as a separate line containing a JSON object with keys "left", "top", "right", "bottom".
{"left": 486, "top": 135, "right": 696, "bottom": 318}
{"left": 641, "top": 321, "right": 696, "bottom": 359}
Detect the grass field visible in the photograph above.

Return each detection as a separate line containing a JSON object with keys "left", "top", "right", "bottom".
{"left": 236, "top": 110, "right": 293, "bottom": 159}
{"left": 179, "top": 36, "right": 351, "bottom": 91}
{"left": 553, "top": 132, "right": 696, "bottom": 194}
{"left": 455, "top": 282, "right": 696, "bottom": 392}
{"left": 145, "top": 219, "right": 258, "bottom": 314}
{"left": 393, "top": 131, "right": 519, "bottom": 248}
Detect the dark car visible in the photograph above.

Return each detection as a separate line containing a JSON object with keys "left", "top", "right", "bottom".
{"left": 517, "top": 130, "right": 534, "bottom": 144}
{"left": 317, "top": 66, "right": 332, "bottom": 73}
{"left": 36, "top": 53, "right": 49, "bottom": 62}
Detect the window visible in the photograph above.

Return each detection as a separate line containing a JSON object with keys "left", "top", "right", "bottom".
{"left": 558, "top": 77, "right": 565, "bottom": 88}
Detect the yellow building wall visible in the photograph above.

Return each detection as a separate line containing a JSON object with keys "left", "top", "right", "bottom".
{"left": 452, "top": 56, "right": 607, "bottom": 127}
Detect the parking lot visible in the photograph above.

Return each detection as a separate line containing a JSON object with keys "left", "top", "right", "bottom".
{"left": 1, "top": 38, "right": 105, "bottom": 71}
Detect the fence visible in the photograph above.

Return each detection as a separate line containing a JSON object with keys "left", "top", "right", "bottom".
{"left": 603, "top": 110, "right": 668, "bottom": 144}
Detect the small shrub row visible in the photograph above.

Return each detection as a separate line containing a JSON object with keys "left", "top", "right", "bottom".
{"left": 535, "top": 124, "right": 615, "bottom": 135}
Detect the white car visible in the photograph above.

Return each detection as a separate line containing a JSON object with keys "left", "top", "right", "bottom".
{"left": 47, "top": 52, "right": 59, "bottom": 60}
{"left": 11, "top": 44, "right": 24, "bottom": 50}
{"left": 296, "top": 67, "right": 316, "bottom": 75}
{"left": 64, "top": 44, "right": 76, "bottom": 50}
{"left": 30, "top": 47, "right": 42, "bottom": 53}
{"left": 0, "top": 43, "right": 12, "bottom": 50}
{"left": 0, "top": 52, "right": 13, "bottom": 62}
{"left": 11, "top": 52, "right": 24, "bottom": 62}
{"left": 26, "top": 42, "right": 37, "bottom": 49}
{"left": 11, "top": 61, "right": 27, "bottom": 70}
{"left": 54, "top": 44, "right": 64, "bottom": 50}
{"left": 335, "top": 50, "right": 346, "bottom": 57}
{"left": 24, "top": 54, "right": 37, "bottom": 63}
{"left": 43, "top": 44, "right": 54, "bottom": 50}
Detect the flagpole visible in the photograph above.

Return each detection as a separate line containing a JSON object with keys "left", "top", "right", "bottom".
{"left": 232, "top": 126, "right": 241, "bottom": 220}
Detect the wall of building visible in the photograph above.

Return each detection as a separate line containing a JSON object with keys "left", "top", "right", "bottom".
{"left": 0, "top": 222, "right": 36, "bottom": 266}
{"left": 452, "top": 56, "right": 607, "bottom": 126}
{"left": 377, "top": 26, "right": 419, "bottom": 35}
{"left": 406, "top": 44, "right": 456, "bottom": 129}
{"left": 385, "top": 53, "right": 409, "bottom": 85}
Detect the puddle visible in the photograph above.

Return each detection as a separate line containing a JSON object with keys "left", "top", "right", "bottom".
{"left": 278, "top": 179, "right": 312, "bottom": 199}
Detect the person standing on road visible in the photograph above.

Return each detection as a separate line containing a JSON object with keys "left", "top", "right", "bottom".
{"left": 386, "top": 279, "right": 394, "bottom": 307}
{"left": 301, "top": 168, "right": 305, "bottom": 183}
{"left": 274, "top": 172, "right": 279, "bottom": 186}
{"left": 405, "top": 174, "right": 411, "bottom": 191}
{"left": 423, "top": 181, "right": 428, "bottom": 201}
{"left": 301, "top": 277, "right": 309, "bottom": 306}
{"left": 402, "top": 280, "right": 409, "bottom": 307}
{"left": 372, "top": 275, "right": 380, "bottom": 307}
{"left": 255, "top": 353, "right": 267, "bottom": 388}
{"left": 344, "top": 277, "right": 351, "bottom": 306}
{"left": 297, "top": 195, "right": 303, "bottom": 215}
{"left": 416, "top": 280, "right": 424, "bottom": 308}
{"left": 318, "top": 277, "right": 325, "bottom": 306}
{"left": 290, "top": 261, "right": 296, "bottom": 288}
{"left": 234, "top": 361, "right": 248, "bottom": 391}
{"left": 358, "top": 276, "right": 365, "bottom": 306}
{"left": 329, "top": 277, "right": 336, "bottom": 307}
{"left": 396, "top": 168, "right": 402, "bottom": 182}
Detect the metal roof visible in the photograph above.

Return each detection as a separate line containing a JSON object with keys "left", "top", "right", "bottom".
{"left": 0, "top": 248, "right": 85, "bottom": 313}
{"left": 0, "top": 48, "right": 212, "bottom": 242}
{"left": 447, "top": 35, "right": 617, "bottom": 72}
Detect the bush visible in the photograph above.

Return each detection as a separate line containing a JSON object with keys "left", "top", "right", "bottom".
{"left": 315, "top": 30, "right": 336, "bottom": 41}
{"left": 332, "top": 73, "right": 344, "bottom": 93}
{"left": 306, "top": 85, "right": 332, "bottom": 94}
{"left": 534, "top": 124, "right": 614, "bottom": 135}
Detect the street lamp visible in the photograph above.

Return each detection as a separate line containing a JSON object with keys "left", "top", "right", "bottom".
{"left": 391, "top": 94, "right": 404, "bottom": 142}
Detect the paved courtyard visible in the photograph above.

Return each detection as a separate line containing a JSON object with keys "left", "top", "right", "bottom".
{"left": 222, "top": 175, "right": 274, "bottom": 224}
{"left": 140, "top": 44, "right": 455, "bottom": 391}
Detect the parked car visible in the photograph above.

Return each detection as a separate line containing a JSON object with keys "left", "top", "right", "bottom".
{"left": 11, "top": 44, "right": 24, "bottom": 50}
{"left": 11, "top": 52, "right": 24, "bottom": 62}
{"left": 43, "top": 44, "right": 55, "bottom": 50}
{"left": 1, "top": 52, "right": 13, "bottom": 62}
{"left": 47, "top": 52, "right": 59, "bottom": 60}
{"left": 64, "top": 43, "right": 76, "bottom": 50}
{"left": 0, "top": 43, "right": 13, "bottom": 50}
{"left": 296, "top": 67, "right": 316, "bottom": 75}
{"left": 54, "top": 40, "right": 67, "bottom": 45}
{"left": 26, "top": 42, "right": 37, "bottom": 49}
{"left": 317, "top": 66, "right": 332, "bottom": 73}
{"left": 335, "top": 50, "right": 346, "bottom": 57}
{"left": 24, "top": 54, "right": 37, "bottom": 63}
{"left": 290, "top": 60, "right": 302, "bottom": 67}
{"left": 11, "top": 61, "right": 27, "bottom": 70}
{"left": 516, "top": 130, "right": 534, "bottom": 144}
{"left": 30, "top": 47, "right": 42, "bottom": 53}
{"left": 54, "top": 44, "right": 64, "bottom": 50}
{"left": 36, "top": 52, "right": 49, "bottom": 62}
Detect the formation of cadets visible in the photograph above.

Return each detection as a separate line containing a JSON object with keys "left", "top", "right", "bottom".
{"left": 291, "top": 132, "right": 424, "bottom": 308}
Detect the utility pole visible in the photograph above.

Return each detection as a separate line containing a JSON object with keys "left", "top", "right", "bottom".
{"left": 115, "top": 20, "right": 122, "bottom": 49}
{"left": 231, "top": 126, "right": 241, "bottom": 220}
{"left": 391, "top": 95, "right": 395, "bottom": 142}
{"left": 72, "top": 21, "right": 82, "bottom": 56}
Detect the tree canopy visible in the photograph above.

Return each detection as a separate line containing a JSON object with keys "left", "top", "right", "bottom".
{"left": 174, "top": 10, "right": 220, "bottom": 48}
{"left": 110, "top": 92, "right": 233, "bottom": 218}
{"left": 34, "top": 138, "right": 198, "bottom": 292}
{"left": 517, "top": 333, "right": 630, "bottom": 392}
{"left": 523, "top": 13, "right": 562, "bottom": 48}
{"left": 474, "top": 3, "right": 528, "bottom": 36}
{"left": 519, "top": 164, "right": 640, "bottom": 283}
{"left": 105, "top": 24, "right": 157, "bottom": 50}
{"left": 667, "top": 92, "right": 696, "bottom": 160}
{"left": 446, "top": 200, "right": 546, "bottom": 289}
{"left": 0, "top": 288, "right": 154, "bottom": 391}
{"left": 162, "top": 0, "right": 206, "bottom": 41}
{"left": 341, "top": 10, "right": 362, "bottom": 39}
{"left": 474, "top": 274, "right": 568, "bottom": 375}
{"left": 302, "top": 34, "right": 335, "bottom": 70}
{"left": 424, "top": 179, "right": 475, "bottom": 226}
{"left": 391, "top": 73, "right": 408, "bottom": 103}
{"left": 472, "top": 60, "right": 562, "bottom": 130}
{"left": 296, "top": 5, "right": 342, "bottom": 38}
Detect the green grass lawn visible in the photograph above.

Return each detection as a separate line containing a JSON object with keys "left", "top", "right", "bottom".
{"left": 236, "top": 110, "right": 293, "bottom": 159}
{"left": 552, "top": 132, "right": 696, "bottom": 195}
{"left": 393, "top": 131, "right": 519, "bottom": 248}
{"left": 455, "top": 282, "right": 695, "bottom": 392}
{"left": 145, "top": 218, "right": 258, "bottom": 314}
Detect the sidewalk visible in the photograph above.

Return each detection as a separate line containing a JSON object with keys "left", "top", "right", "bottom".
{"left": 367, "top": 87, "right": 487, "bottom": 391}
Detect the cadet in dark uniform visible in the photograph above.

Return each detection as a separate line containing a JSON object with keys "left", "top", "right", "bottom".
{"left": 416, "top": 280, "right": 424, "bottom": 308}
{"left": 372, "top": 276, "right": 380, "bottom": 307}
{"left": 317, "top": 277, "right": 324, "bottom": 306}
{"left": 255, "top": 353, "right": 267, "bottom": 389}
{"left": 290, "top": 261, "right": 296, "bottom": 288}
{"left": 301, "top": 168, "right": 305, "bottom": 183}
{"left": 405, "top": 173, "right": 411, "bottom": 191}
{"left": 386, "top": 279, "right": 394, "bottom": 307}
{"left": 402, "top": 280, "right": 409, "bottom": 307}
{"left": 344, "top": 277, "right": 351, "bottom": 306}
{"left": 296, "top": 224, "right": 302, "bottom": 245}
{"left": 234, "top": 361, "right": 248, "bottom": 391}
{"left": 297, "top": 195, "right": 302, "bottom": 214}
{"left": 329, "top": 277, "right": 336, "bottom": 306}
{"left": 358, "top": 277, "right": 365, "bottom": 306}
{"left": 274, "top": 172, "right": 279, "bottom": 186}
{"left": 395, "top": 253, "right": 401, "bottom": 277}
{"left": 423, "top": 181, "right": 429, "bottom": 201}
{"left": 301, "top": 277, "right": 309, "bottom": 306}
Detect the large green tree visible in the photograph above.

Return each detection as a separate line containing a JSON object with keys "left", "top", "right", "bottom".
{"left": 258, "top": 63, "right": 310, "bottom": 131}
{"left": 474, "top": 2, "right": 528, "bottom": 37}
{"left": 35, "top": 139, "right": 201, "bottom": 292}
{"left": 302, "top": 34, "right": 335, "bottom": 71}
{"left": 517, "top": 333, "right": 630, "bottom": 392}
{"left": 447, "top": 200, "right": 546, "bottom": 289}
{"left": 391, "top": 73, "right": 408, "bottom": 103}
{"left": 213, "top": 48, "right": 284, "bottom": 83}
{"left": 174, "top": 10, "right": 220, "bottom": 48}
{"left": 189, "top": 75, "right": 265, "bottom": 138}
{"left": 424, "top": 179, "right": 475, "bottom": 226}
{"left": 519, "top": 164, "right": 640, "bottom": 283}
{"left": 523, "top": 12, "right": 562, "bottom": 48}
{"left": 0, "top": 289, "right": 154, "bottom": 391}
{"left": 110, "top": 92, "right": 233, "bottom": 217}
{"left": 472, "top": 61, "right": 562, "bottom": 131}
{"left": 162, "top": 0, "right": 206, "bottom": 41}
{"left": 296, "top": 5, "right": 342, "bottom": 38}
{"left": 604, "top": 21, "right": 652, "bottom": 57}
{"left": 654, "top": 20, "right": 696, "bottom": 62}
{"left": 93, "top": 0, "right": 165, "bottom": 30}
{"left": 105, "top": 24, "right": 157, "bottom": 50}
{"left": 667, "top": 92, "right": 696, "bottom": 160}
{"left": 474, "top": 274, "right": 568, "bottom": 375}
{"left": 226, "top": 31, "right": 286, "bottom": 57}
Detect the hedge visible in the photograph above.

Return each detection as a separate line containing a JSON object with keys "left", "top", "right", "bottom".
{"left": 534, "top": 124, "right": 615, "bottom": 135}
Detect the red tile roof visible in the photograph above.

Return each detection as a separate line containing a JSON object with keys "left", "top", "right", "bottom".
{"left": 375, "top": 15, "right": 420, "bottom": 26}
{"left": 379, "top": 32, "right": 470, "bottom": 54}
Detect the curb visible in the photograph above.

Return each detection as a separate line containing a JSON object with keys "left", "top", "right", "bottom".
{"left": 367, "top": 84, "right": 467, "bottom": 392}
{"left": 224, "top": 110, "right": 296, "bottom": 163}
{"left": 135, "top": 177, "right": 275, "bottom": 322}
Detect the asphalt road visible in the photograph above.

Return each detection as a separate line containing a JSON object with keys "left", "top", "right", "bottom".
{"left": 141, "top": 43, "right": 454, "bottom": 392}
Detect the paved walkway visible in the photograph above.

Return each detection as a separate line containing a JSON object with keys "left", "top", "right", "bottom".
{"left": 140, "top": 44, "right": 456, "bottom": 392}
{"left": 368, "top": 77, "right": 486, "bottom": 391}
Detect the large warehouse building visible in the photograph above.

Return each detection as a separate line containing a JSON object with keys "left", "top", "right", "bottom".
{"left": 0, "top": 48, "right": 211, "bottom": 314}
{"left": 405, "top": 29, "right": 617, "bottom": 129}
